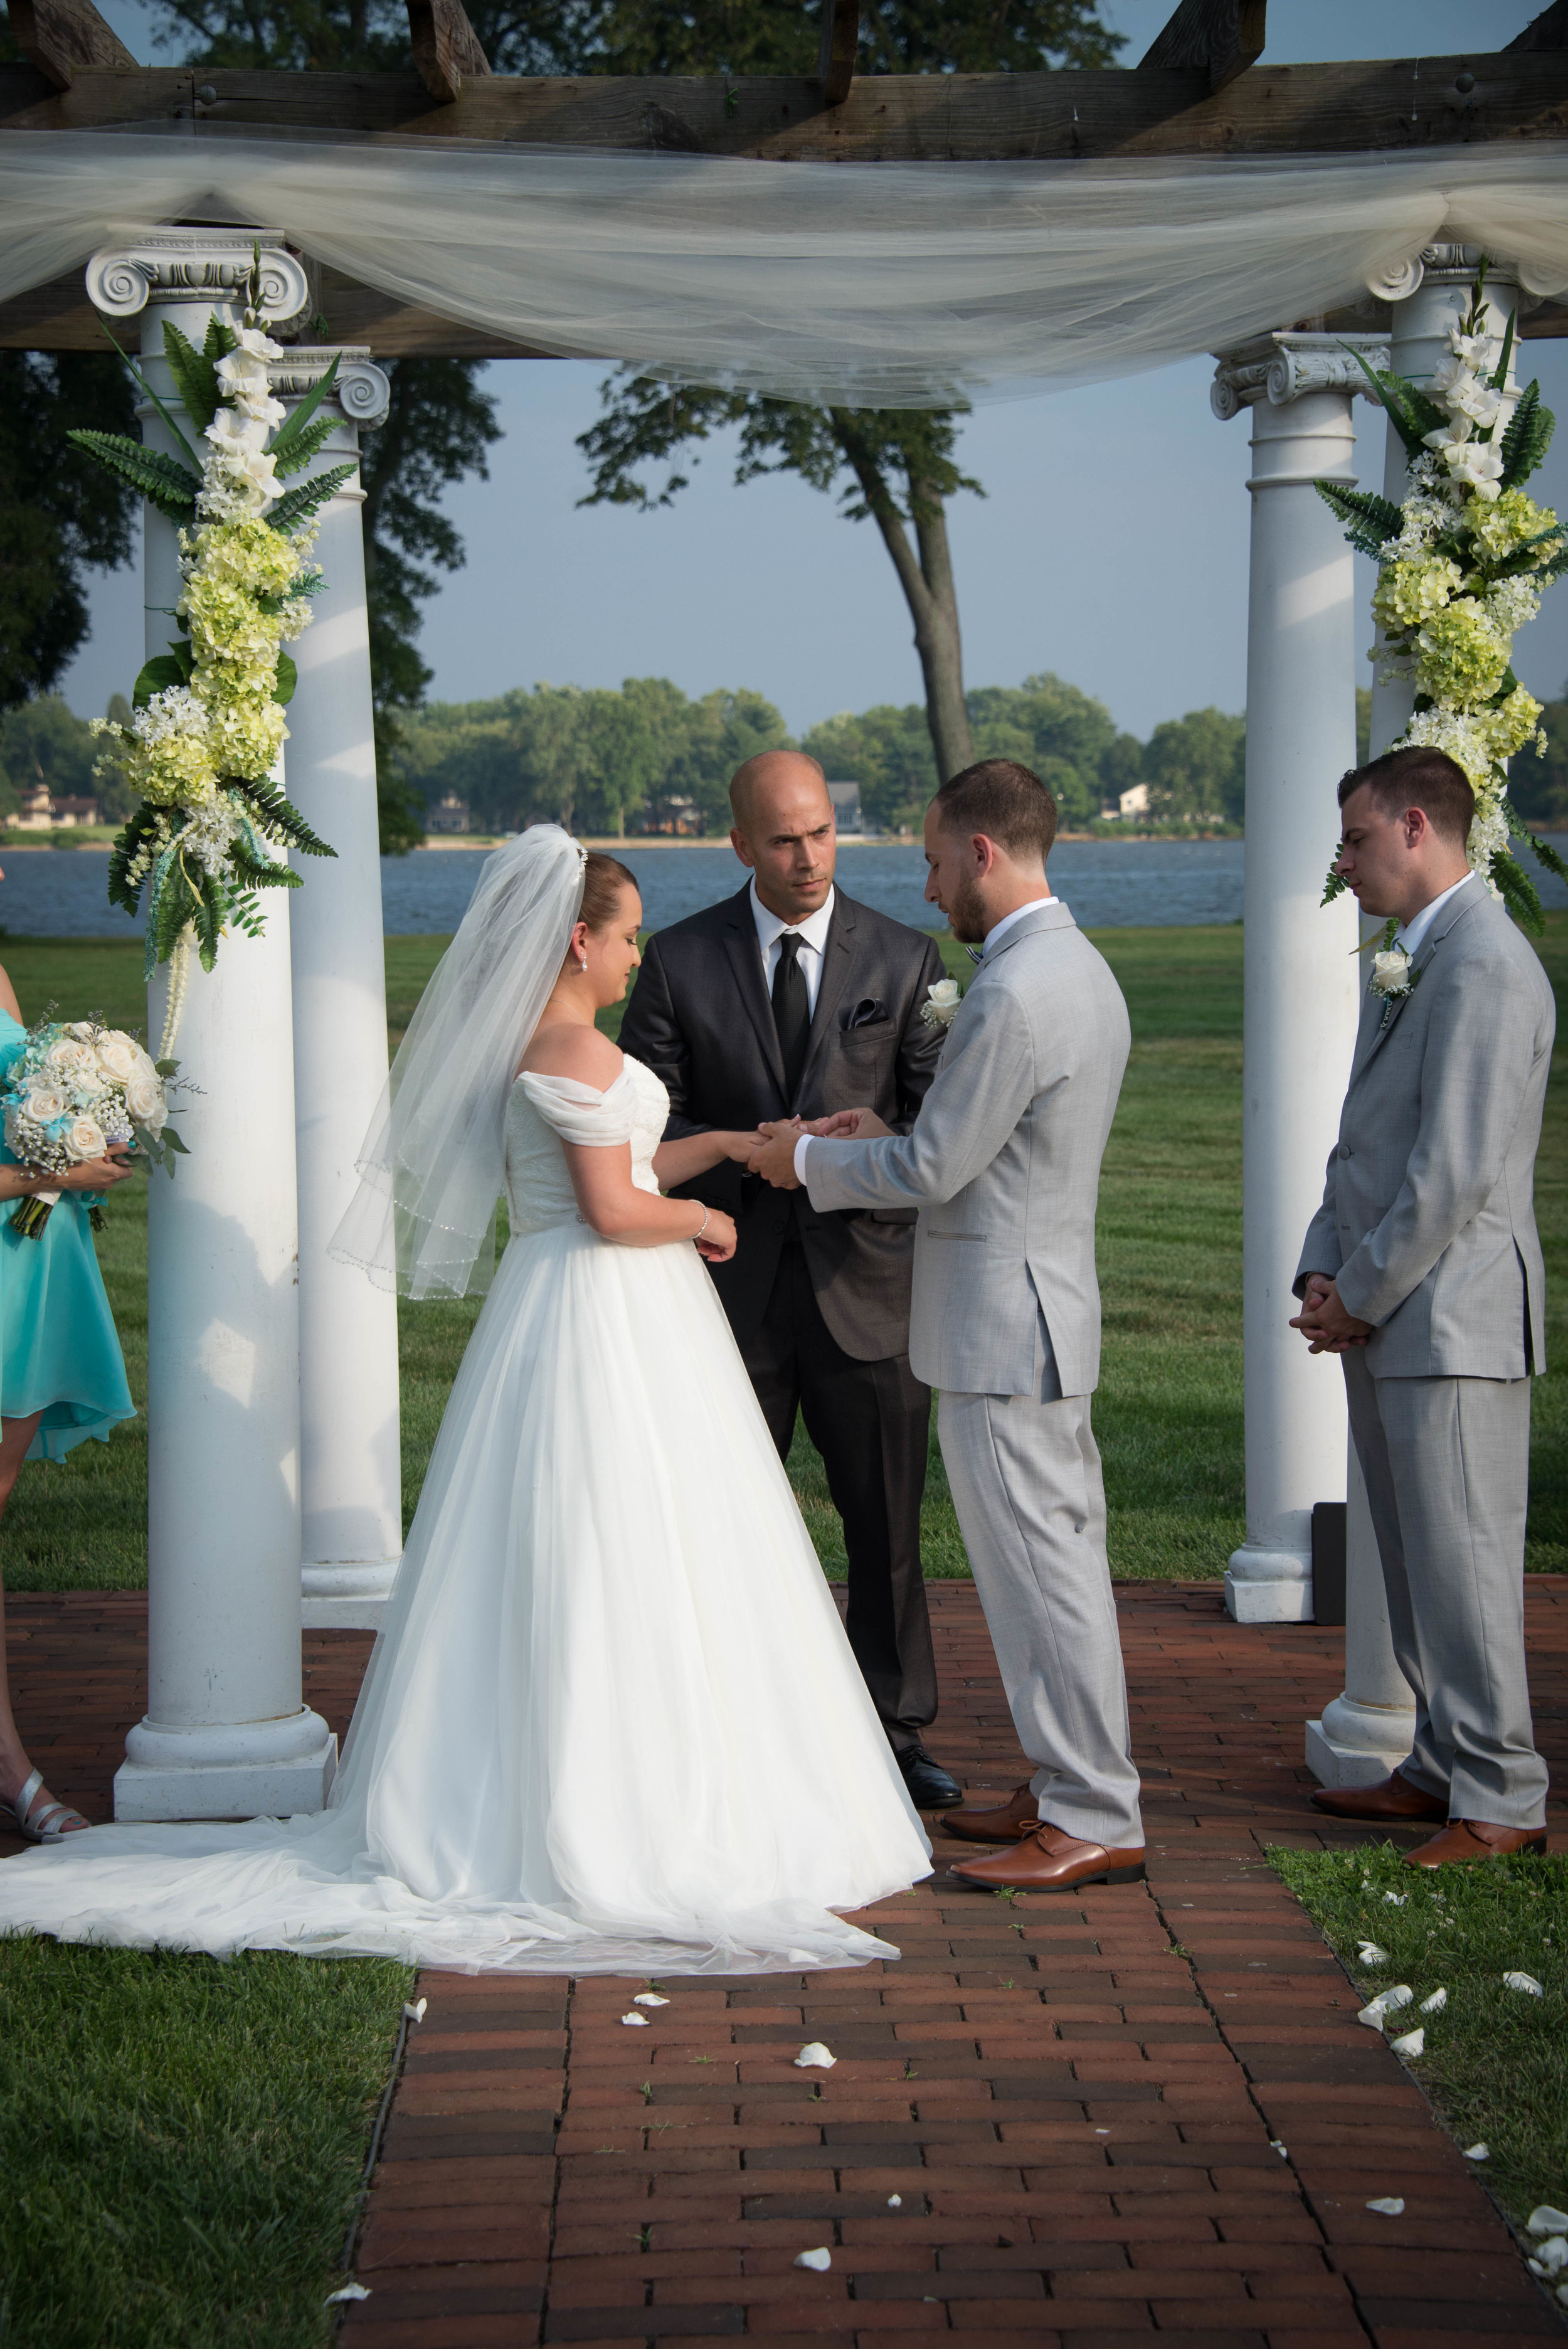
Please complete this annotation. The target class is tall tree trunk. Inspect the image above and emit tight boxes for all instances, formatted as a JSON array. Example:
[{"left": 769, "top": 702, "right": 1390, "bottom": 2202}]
[{"left": 831, "top": 415, "right": 973, "bottom": 783}]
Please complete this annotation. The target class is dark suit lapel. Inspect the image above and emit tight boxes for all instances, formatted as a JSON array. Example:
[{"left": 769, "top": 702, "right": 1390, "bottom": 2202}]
[
  {"left": 721, "top": 889, "right": 788, "bottom": 1099},
  {"left": 795, "top": 896, "right": 857, "bottom": 1105}
]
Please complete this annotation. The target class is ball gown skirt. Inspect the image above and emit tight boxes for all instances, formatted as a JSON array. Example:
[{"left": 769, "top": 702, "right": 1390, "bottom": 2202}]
[
  {"left": 0, "top": 1058, "right": 931, "bottom": 1973},
  {"left": 0, "top": 1011, "right": 135, "bottom": 1461}
]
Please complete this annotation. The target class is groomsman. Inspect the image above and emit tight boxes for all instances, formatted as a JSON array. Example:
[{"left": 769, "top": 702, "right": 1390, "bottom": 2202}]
[
  {"left": 751, "top": 760, "right": 1145, "bottom": 1892},
  {"left": 1294, "top": 745, "right": 1554, "bottom": 1866},
  {"left": 618, "top": 751, "right": 961, "bottom": 1808}
]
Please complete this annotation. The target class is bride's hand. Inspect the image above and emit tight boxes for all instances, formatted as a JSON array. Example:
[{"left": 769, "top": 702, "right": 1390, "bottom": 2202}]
[
  {"left": 803, "top": 1107, "right": 889, "bottom": 1140},
  {"left": 694, "top": 1207, "right": 738, "bottom": 1263},
  {"left": 720, "top": 1130, "right": 768, "bottom": 1164}
]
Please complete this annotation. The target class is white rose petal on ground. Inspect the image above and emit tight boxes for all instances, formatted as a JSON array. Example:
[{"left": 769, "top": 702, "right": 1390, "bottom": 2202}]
[
  {"left": 324, "top": 2283, "right": 371, "bottom": 2303},
  {"left": 1383, "top": 1892, "right": 1409, "bottom": 1906},
  {"left": 1357, "top": 2002, "right": 1389, "bottom": 2030},
  {"left": 1380, "top": 1985, "right": 1414, "bottom": 2012},
  {"left": 794, "top": 2043, "right": 836, "bottom": 2068},
  {"left": 1502, "top": 1971, "right": 1544, "bottom": 1996},
  {"left": 1366, "top": 2198, "right": 1406, "bottom": 2217},
  {"left": 620, "top": 2012, "right": 649, "bottom": 2027},
  {"left": 1462, "top": 2144, "right": 1489, "bottom": 2161},
  {"left": 1535, "top": 2237, "right": 1568, "bottom": 2277},
  {"left": 1389, "top": 2027, "right": 1424, "bottom": 2058},
  {"left": 1269, "top": 2141, "right": 1288, "bottom": 2159},
  {"left": 1418, "top": 1988, "right": 1446, "bottom": 2014},
  {"left": 633, "top": 1993, "right": 669, "bottom": 2007},
  {"left": 887, "top": 2195, "right": 902, "bottom": 2208},
  {"left": 1557, "top": 2284, "right": 1568, "bottom": 2308},
  {"left": 1529, "top": 2207, "right": 1568, "bottom": 2235},
  {"left": 793, "top": 2248, "right": 832, "bottom": 2272},
  {"left": 1357, "top": 1943, "right": 1390, "bottom": 1966},
  {"left": 403, "top": 1998, "right": 426, "bottom": 2023}
]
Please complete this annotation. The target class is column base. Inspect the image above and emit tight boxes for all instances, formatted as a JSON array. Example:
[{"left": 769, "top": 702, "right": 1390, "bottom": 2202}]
[
  {"left": 1224, "top": 1545, "right": 1313, "bottom": 1623},
  {"left": 114, "top": 1707, "right": 338, "bottom": 1821},
  {"left": 301, "top": 1559, "right": 400, "bottom": 1631},
  {"left": 1304, "top": 1690, "right": 1416, "bottom": 1789}
]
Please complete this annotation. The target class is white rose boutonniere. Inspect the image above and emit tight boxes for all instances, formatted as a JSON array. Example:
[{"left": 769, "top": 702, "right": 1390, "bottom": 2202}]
[
  {"left": 1369, "top": 946, "right": 1420, "bottom": 1027},
  {"left": 919, "top": 978, "right": 963, "bottom": 1032}
]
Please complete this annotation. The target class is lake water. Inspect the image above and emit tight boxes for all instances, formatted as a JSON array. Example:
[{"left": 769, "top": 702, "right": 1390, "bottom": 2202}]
[{"left": 8, "top": 834, "right": 1567, "bottom": 941}]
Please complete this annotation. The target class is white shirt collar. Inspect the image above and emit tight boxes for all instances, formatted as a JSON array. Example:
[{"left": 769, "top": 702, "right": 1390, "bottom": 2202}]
[
  {"left": 1394, "top": 873, "right": 1471, "bottom": 961},
  {"left": 750, "top": 876, "right": 835, "bottom": 957},
  {"left": 982, "top": 893, "right": 1056, "bottom": 957}
]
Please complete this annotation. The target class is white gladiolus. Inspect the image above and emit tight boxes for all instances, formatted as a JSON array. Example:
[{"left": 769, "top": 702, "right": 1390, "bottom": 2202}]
[{"left": 205, "top": 408, "right": 270, "bottom": 455}]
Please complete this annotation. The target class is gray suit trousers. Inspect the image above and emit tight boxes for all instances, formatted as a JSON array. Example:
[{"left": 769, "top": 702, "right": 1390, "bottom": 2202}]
[
  {"left": 1343, "top": 1351, "right": 1547, "bottom": 1828},
  {"left": 938, "top": 1388, "right": 1144, "bottom": 1850}
]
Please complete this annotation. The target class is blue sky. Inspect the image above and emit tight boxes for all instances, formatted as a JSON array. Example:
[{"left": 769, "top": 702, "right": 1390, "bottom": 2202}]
[{"left": 62, "top": 0, "right": 1568, "bottom": 743}]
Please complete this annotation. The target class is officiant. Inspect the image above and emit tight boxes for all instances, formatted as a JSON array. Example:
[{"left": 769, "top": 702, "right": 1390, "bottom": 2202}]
[{"left": 619, "top": 752, "right": 960, "bottom": 1808}]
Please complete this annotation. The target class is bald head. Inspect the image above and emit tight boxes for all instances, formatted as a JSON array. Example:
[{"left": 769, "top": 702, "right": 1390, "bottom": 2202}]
[{"left": 729, "top": 750, "right": 837, "bottom": 923}]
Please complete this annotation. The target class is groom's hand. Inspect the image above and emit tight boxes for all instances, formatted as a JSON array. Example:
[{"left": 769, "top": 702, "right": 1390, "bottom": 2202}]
[
  {"left": 748, "top": 1120, "right": 803, "bottom": 1190},
  {"left": 1290, "top": 1275, "right": 1370, "bottom": 1354},
  {"left": 803, "top": 1107, "right": 889, "bottom": 1140}
]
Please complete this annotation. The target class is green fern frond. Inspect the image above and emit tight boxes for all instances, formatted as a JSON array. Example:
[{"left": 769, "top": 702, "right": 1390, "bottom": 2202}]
[
  {"left": 161, "top": 320, "right": 221, "bottom": 435},
  {"left": 1322, "top": 865, "right": 1349, "bottom": 908},
  {"left": 267, "top": 465, "right": 355, "bottom": 536},
  {"left": 1315, "top": 479, "right": 1406, "bottom": 559},
  {"left": 67, "top": 432, "right": 199, "bottom": 522},
  {"left": 1489, "top": 850, "right": 1544, "bottom": 936},
  {"left": 231, "top": 777, "right": 336, "bottom": 861},
  {"left": 269, "top": 417, "right": 337, "bottom": 479},
  {"left": 1500, "top": 381, "right": 1555, "bottom": 489}
]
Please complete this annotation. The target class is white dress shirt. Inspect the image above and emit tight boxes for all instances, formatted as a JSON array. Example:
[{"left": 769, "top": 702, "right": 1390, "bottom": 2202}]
[
  {"left": 1392, "top": 872, "right": 1471, "bottom": 962},
  {"left": 793, "top": 891, "right": 1056, "bottom": 1184},
  {"left": 751, "top": 878, "right": 835, "bottom": 1015}
]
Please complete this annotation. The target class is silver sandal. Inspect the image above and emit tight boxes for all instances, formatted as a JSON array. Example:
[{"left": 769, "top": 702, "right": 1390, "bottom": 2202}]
[{"left": 5, "top": 1768, "right": 90, "bottom": 1842}]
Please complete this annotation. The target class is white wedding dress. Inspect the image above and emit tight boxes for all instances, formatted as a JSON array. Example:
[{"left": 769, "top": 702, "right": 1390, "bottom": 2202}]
[{"left": 0, "top": 1056, "right": 931, "bottom": 1974}]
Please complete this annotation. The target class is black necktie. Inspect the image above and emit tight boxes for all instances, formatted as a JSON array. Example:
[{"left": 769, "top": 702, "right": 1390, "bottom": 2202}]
[{"left": 771, "top": 933, "right": 810, "bottom": 1101}]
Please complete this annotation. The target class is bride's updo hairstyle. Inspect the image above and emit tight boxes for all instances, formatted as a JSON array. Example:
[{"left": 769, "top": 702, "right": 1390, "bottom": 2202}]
[{"left": 580, "top": 851, "right": 640, "bottom": 930}]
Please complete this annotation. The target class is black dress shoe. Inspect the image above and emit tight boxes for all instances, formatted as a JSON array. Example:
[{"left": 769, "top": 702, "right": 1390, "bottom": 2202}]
[{"left": 895, "top": 1744, "right": 963, "bottom": 1808}]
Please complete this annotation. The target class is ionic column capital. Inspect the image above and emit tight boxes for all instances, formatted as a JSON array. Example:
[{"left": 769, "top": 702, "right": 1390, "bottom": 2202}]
[
  {"left": 1211, "top": 331, "right": 1389, "bottom": 421},
  {"left": 85, "top": 228, "right": 309, "bottom": 326},
  {"left": 267, "top": 346, "right": 391, "bottom": 430}
]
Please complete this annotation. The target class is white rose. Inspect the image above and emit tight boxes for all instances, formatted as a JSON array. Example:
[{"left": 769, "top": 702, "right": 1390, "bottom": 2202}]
[
  {"left": 1369, "top": 950, "right": 1413, "bottom": 998},
  {"left": 94, "top": 1032, "right": 139, "bottom": 1083},
  {"left": 66, "top": 1114, "right": 107, "bottom": 1162},
  {"left": 920, "top": 978, "right": 963, "bottom": 1029},
  {"left": 125, "top": 1070, "right": 166, "bottom": 1130},
  {"left": 45, "top": 1037, "right": 98, "bottom": 1084},
  {"left": 24, "top": 1086, "right": 66, "bottom": 1124}
]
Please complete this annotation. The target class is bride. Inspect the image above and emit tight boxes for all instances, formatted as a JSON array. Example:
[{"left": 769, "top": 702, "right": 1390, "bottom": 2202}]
[{"left": 0, "top": 826, "right": 931, "bottom": 1975}]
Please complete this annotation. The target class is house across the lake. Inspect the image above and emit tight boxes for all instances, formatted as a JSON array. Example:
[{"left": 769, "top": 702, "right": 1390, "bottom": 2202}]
[
  {"left": 827, "top": 780, "right": 863, "bottom": 835},
  {"left": 427, "top": 792, "right": 471, "bottom": 835},
  {"left": 13, "top": 781, "right": 99, "bottom": 829}
]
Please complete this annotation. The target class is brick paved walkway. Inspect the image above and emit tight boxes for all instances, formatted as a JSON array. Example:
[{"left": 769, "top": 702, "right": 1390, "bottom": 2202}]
[{"left": 3, "top": 1580, "right": 1564, "bottom": 2347}]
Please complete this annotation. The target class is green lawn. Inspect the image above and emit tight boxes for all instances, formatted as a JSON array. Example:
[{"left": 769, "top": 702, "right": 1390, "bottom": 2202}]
[
  {"left": 0, "top": 1939, "right": 411, "bottom": 2348},
  {"left": 1274, "top": 1842, "right": 1568, "bottom": 2235},
  {"left": 2, "top": 913, "right": 1563, "bottom": 1588}
]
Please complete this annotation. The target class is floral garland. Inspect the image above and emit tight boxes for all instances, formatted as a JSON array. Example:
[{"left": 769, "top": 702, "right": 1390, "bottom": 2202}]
[
  {"left": 69, "top": 253, "right": 347, "bottom": 1051},
  {"left": 1315, "top": 262, "right": 1568, "bottom": 935}
]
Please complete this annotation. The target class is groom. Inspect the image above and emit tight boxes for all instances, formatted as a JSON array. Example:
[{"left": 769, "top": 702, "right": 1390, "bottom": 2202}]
[
  {"left": 751, "top": 758, "right": 1145, "bottom": 1892},
  {"left": 618, "top": 750, "right": 961, "bottom": 1808}
]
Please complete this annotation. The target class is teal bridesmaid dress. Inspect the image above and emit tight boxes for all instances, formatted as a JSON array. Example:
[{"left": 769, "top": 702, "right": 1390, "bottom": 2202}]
[{"left": 0, "top": 1010, "right": 135, "bottom": 1461}]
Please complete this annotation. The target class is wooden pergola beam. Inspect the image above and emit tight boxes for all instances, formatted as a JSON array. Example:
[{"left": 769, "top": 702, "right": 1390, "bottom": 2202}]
[
  {"left": 6, "top": 0, "right": 134, "bottom": 90},
  {"left": 4, "top": 49, "right": 1565, "bottom": 157},
  {"left": 817, "top": 0, "right": 859, "bottom": 108},
  {"left": 1140, "top": 0, "right": 1266, "bottom": 97},
  {"left": 405, "top": 0, "right": 491, "bottom": 105}
]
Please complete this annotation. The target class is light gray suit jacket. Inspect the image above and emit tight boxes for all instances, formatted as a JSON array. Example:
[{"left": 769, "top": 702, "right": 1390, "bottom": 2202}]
[
  {"left": 1295, "top": 874, "right": 1554, "bottom": 1379},
  {"left": 803, "top": 902, "right": 1130, "bottom": 1397}
]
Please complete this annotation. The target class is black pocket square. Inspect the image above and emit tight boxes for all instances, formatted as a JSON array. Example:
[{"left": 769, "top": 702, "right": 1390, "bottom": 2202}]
[{"left": 842, "top": 997, "right": 889, "bottom": 1031}]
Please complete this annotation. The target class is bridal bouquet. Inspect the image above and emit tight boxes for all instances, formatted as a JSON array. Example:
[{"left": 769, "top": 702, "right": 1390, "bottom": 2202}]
[
  {"left": 1, "top": 1019, "right": 183, "bottom": 1238},
  {"left": 67, "top": 248, "right": 341, "bottom": 1026},
  {"left": 1315, "top": 261, "right": 1568, "bottom": 934}
]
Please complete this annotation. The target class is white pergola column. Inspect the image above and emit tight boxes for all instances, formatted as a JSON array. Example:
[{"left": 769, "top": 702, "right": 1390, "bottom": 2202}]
[
  {"left": 1306, "top": 243, "right": 1521, "bottom": 1784},
  {"left": 268, "top": 348, "right": 403, "bottom": 1631},
  {"left": 86, "top": 230, "right": 337, "bottom": 1820},
  {"left": 1210, "top": 333, "right": 1383, "bottom": 1624}
]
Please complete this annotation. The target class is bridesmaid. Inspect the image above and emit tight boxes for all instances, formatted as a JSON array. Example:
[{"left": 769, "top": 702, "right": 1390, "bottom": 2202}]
[{"left": 0, "top": 929, "right": 136, "bottom": 1840}]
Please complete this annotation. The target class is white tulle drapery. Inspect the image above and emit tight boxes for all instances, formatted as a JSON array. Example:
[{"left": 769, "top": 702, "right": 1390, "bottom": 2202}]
[{"left": 5, "top": 127, "right": 1568, "bottom": 406}]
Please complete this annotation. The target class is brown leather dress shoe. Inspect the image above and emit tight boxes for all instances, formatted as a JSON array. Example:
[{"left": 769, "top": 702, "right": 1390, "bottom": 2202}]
[
  {"left": 940, "top": 1784, "right": 1041, "bottom": 1844},
  {"left": 1402, "top": 1818, "right": 1548, "bottom": 1869},
  {"left": 1310, "top": 1770, "right": 1446, "bottom": 1825},
  {"left": 949, "top": 1822, "right": 1146, "bottom": 1892}
]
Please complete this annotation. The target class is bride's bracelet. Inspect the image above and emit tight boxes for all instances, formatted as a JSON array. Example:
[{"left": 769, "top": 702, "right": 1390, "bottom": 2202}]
[{"left": 694, "top": 1205, "right": 709, "bottom": 1243}]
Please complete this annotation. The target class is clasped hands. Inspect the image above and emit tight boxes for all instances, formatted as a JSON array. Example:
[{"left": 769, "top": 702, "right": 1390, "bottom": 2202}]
[
  {"left": 731, "top": 1107, "right": 889, "bottom": 1192},
  {"left": 1289, "top": 1273, "right": 1371, "bottom": 1355}
]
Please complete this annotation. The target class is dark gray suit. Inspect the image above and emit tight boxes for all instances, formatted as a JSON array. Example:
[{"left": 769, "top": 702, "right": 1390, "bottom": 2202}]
[
  {"left": 1296, "top": 874, "right": 1554, "bottom": 1827},
  {"left": 619, "top": 884, "right": 946, "bottom": 1747}
]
